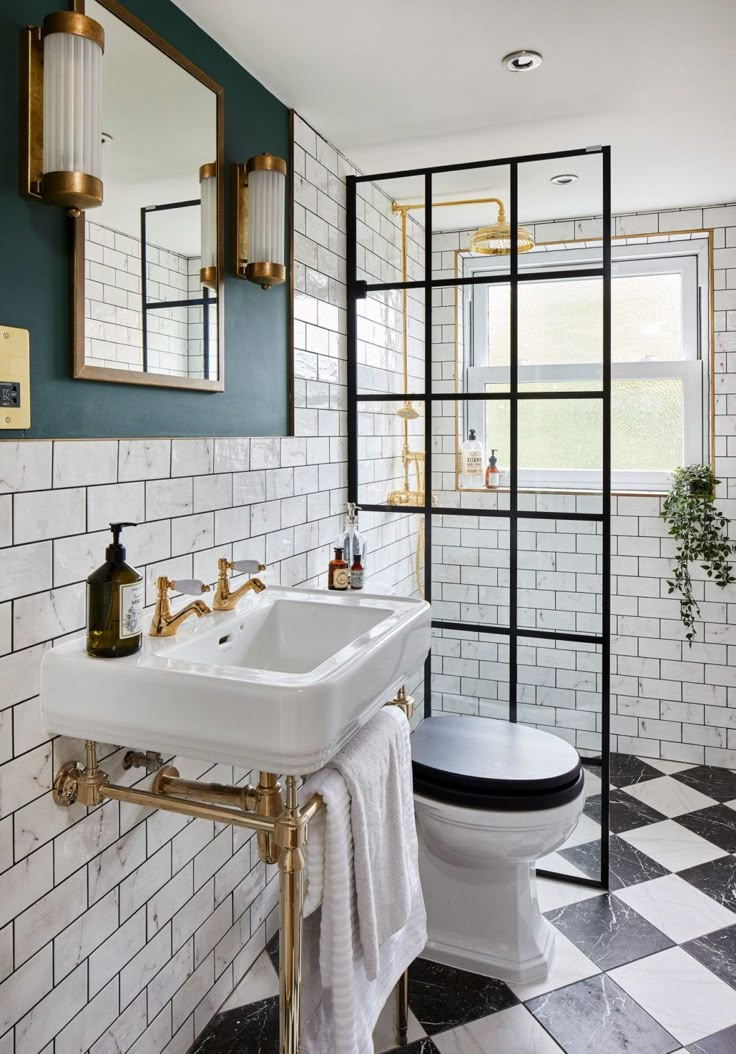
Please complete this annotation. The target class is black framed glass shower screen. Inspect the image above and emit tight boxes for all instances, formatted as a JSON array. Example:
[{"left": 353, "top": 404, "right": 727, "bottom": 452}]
[{"left": 346, "top": 148, "right": 612, "bottom": 890}]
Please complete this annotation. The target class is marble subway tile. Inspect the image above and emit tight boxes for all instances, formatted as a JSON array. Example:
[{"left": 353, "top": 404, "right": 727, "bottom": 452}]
[
  {"left": 0, "top": 495, "right": 11, "bottom": 547},
  {"left": 87, "top": 481, "right": 145, "bottom": 532},
  {"left": 119, "top": 923, "right": 171, "bottom": 1008},
  {"left": 193, "top": 473, "right": 233, "bottom": 513},
  {"left": 88, "top": 822, "right": 146, "bottom": 905},
  {"left": 119, "top": 440, "right": 171, "bottom": 482},
  {"left": 89, "top": 992, "right": 147, "bottom": 1054},
  {"left": 15, "top": 961, "right": 87, "bottom": 1054},
  {"left": 54, "top": 889, "right": 119, "bottom": 981},
  {"left": 14, "top": 789, "right": 86, "bottom": 860},
  {"left": 147, "top": 939, "right": 193, "bottom": 1022},
  {"left": 0, "top": 541, "right": 52, "bottom": 604},
  {"left": 214, "top": 438, "right": 250, "bottom": 473},
  {"left": 54, "top": 978, "right": 119, "bottom": 1054},
  {"left": 14, "top": 488, "right": 86, "bottom": 544},
  {"left": 54, "top": 801, "right": 120, "bottom": 884},
  {"left": 0, "top": 947, "right": 53, "bottom": 1037},
  {"left": 0, "top": 742, "right": 51, "bottom": 817},
  {"left": 171, "top": 512, "right": 215, "bottom": 555},
  {"left": 53, "top": 441, "right": 118, "bottom": 488},
  {"left": 14, "top": 582, "right": 86, "bottom": 650},
  {"left": 146, "top": 477, "right": 193, "bottom": 520},
  {"left": 88, "top": 908, "right": 146, "bottom": 998},
  {"left": 0, "top": 442, "right": 52, "bottom": 493},
  {"left": 119, "top": 843, "right": 171, "bottom": 921},
  {"left": 172, "top": 439, "right": 214, "bottom": 477},
  {"left": 14, "top": 869, "right": 86, "bottom": 966}
]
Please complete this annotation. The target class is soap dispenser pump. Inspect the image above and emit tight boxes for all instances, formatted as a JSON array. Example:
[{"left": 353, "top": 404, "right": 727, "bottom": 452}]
[
  {"left": 87, "top": 522, "right": 144, "bottom": 658},
  {"left": 337, "top": 502, "right": 367, "bottom": 574}
]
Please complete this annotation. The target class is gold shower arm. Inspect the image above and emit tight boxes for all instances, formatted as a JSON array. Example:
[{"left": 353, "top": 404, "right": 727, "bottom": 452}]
[{"left": 392, "top": 196, "right": 506, "bottom": 222}]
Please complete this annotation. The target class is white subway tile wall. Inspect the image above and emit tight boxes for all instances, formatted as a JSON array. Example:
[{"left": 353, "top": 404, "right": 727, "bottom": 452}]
[
  {"left": 0, "top": 116, "right": 419, "bottom": 1054},
  {"left": 429, "top": 207, "right": 736, "bottom": 765},
  {"left": 84, "top": 222, "right": 216, "bottom": 378}
]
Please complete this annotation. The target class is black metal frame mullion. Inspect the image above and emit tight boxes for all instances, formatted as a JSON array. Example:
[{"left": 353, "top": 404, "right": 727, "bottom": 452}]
[{"left": 346, "top": 146, "right": 611, "bottom": 891}]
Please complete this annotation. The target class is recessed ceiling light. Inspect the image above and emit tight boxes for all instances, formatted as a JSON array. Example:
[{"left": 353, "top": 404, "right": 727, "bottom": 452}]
[
  {"left": 502, "top": 50, "right": 543, "bottom": 72},
  {"left": 550, "top": 173, "right": 578, "bottom": 185},
  {"left": 101, "top": 131, "right": 114, "bottom": 146}
]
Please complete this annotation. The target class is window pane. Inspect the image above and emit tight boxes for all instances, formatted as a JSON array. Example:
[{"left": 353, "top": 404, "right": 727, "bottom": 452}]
[
  {"left": 486, "top": 272, "right": 683, "bottom": 367},
  {"left": 484, "top": 378, "right": 683, "bottom": 472}
]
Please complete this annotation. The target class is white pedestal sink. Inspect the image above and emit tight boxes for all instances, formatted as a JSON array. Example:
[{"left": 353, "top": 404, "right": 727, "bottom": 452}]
[{"left": 41, "top": 586, "right": 431, "bottom": 773}]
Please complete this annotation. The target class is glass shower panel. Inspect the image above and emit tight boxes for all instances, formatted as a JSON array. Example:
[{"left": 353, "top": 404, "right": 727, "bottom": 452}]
[
  {"left": 355, "top": 174, "right": 425, "bottom": 286},
  {"left": 431, "top": 625, "right": 509, "bottom": 720},
  {"left": 356, "top": 287, "right": 425, "bottom": 395},
  {"left": 356, "top": 399, "right": 425, "bottom": 509},
  {"left": 431, "top": 165, "right": 512, "bottom": 281},
  {"left": 431, "top": 512, "right": 510, "bottom": 631}
]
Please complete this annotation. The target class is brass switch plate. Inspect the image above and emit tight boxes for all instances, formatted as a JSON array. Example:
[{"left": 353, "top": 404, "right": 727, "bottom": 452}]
[{"left": 0, "top": 326, "right": 31, "bottom": 429}]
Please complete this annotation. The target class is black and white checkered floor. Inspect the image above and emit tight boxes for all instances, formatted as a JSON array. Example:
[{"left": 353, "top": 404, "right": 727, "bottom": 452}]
[{"left": 191, "top": 754, "right": 736, "bottom": 1053}]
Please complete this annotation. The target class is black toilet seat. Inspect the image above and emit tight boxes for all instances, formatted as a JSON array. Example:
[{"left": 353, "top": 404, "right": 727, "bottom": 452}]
[{"left": 412, "top": 716, "right": 584, "bottom": 811}]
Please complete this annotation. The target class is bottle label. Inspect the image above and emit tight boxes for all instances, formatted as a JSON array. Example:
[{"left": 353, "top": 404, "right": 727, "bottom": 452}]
[
  {"left": 119, "top": 581, "right": 144, "bottom": 639},
  {"left": 463, "top": 451, "right": 483, "bottom": 475},
  {"left": 333, "top": 568, "right": 350, "bottom": 590},
  {"left": 351, "top": 568, "right": 364, "bottom": 589}
]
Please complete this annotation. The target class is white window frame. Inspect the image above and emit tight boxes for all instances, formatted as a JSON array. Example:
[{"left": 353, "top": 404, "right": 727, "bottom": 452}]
[{"left": 465, "top": 239, "right": 709, "bottom": 493}]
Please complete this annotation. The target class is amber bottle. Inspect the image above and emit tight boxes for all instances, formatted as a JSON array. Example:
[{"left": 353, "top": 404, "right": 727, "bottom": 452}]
[
  {"left": 328, "top": 547, "right": 349, "bottom": 590},
  {"left": 350, "top": 550, "right": 364, "bottom": 590}
]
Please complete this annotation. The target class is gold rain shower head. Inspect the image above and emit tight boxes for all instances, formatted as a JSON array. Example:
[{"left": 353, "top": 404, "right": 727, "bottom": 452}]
[
  {"left": 469, "top": 203, "right": 535, "bottom": 256},
  {"left": 396, "top": 400, "right": 420, "bottom": 420}
]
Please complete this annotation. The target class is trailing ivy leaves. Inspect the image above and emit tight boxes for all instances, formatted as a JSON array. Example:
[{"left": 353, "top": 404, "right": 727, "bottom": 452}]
[{"left": 661, "top": 465, "right": 735, "bottom": 643}]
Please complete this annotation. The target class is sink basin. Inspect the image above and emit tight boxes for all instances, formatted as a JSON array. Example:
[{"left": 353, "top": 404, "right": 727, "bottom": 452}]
[{"left": 41, "top": 586, "right": 431, "bottom": 774}]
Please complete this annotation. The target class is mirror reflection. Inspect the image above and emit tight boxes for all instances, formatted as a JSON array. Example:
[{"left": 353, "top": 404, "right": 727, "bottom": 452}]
[{"left": 81, "top": 0, "right": 220, "bottom": 384}]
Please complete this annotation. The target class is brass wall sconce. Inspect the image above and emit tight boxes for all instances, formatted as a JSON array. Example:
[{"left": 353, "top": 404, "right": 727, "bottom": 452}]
[
  {"left": 231, "top": 153, "right": 287, "bottom": 289},
  {"left": 20, "top": 11, "right": 105, "bottom": 215},
  {"left": 199, "top": 162, "right": 218, "bottom": 288}
]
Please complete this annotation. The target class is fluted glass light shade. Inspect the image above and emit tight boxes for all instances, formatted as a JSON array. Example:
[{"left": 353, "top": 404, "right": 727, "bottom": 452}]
[
  {"left": 41, "top": 12, "right": 104, "bottom": 210},
  {"left": 245, "top": 153, "right": 287, "bottom": 289},
  {"left": 469, "top": 204, "right": 534, "bottom": 256},
  {"left": 199, "top": 162, "right": 217, "bottom": 289}
]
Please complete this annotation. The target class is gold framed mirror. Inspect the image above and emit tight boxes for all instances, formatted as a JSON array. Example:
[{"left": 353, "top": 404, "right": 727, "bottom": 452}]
[{"left": 71, "top": 0, "right": 224, "bottom": 391}]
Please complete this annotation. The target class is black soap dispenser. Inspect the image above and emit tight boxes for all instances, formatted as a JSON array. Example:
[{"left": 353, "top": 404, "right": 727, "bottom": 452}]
[{"left": 87, "top": 522, "right": 144, "bottom": 658}]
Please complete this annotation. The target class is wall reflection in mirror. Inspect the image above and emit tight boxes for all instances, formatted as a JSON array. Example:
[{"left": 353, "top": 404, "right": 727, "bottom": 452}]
[{"left": 80, "top": 0, "right": 222, "bottom": 387}]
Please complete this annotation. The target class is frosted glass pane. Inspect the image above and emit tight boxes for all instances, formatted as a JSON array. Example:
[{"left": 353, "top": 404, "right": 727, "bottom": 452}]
[
  {"left": 487, "top": 273, "right": 682, "bottom": 367},
  {"left": 484, "top": 378, "right": 683, "bottom": 472}
]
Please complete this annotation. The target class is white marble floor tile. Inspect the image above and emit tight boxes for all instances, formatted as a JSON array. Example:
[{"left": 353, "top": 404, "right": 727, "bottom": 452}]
[
  {"left": 620, "top": 820, "right": 727, "bottom": 872},
  {"left": 613, "top": 874, "right": 735, "bottom": 943},
  {"left": 372, "top": 1002, "right": 424, "bottom": 1053},
  {"left": 609, "top": 946, "right": 736, "bottom": 1046},
  {"left": 537, "top": 853, "right": 589, "bottom": 879},
  {"left": 584, "top": 768, "right": 602, "bottom": 797},
  {"left": 622, "top": 775, "right": 716, "bottom": 818},
  {"left": 509, "top": 930, "right": 600, "bottom": 1002},
  {"left": 221, "top": 951, "right": 278, "bottom": 1011},
  {"left": 536, "top": 876, "right": 605, "bottom": 914},
  {"left": 643, "top": 758, "right": 694, "bottom": 776},
  {"left": 559, "top": 813, "right": 601, "bottom": 850},
  {"left": 433, "top": 1003, "right": 564, "bottom": 1053}
]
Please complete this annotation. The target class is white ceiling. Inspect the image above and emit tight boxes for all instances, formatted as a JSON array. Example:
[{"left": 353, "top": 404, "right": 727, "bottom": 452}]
[{"left": 172, "top": 0, "right": 735, "bottom": 221}]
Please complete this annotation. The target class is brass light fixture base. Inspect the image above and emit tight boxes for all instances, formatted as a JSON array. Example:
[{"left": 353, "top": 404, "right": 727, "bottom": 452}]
[
  {"left": 246, "top": 261, "right": 286, "bottom": 290},
  {"left": 42, "top": 171, "right": 103, "bottom": 210},
  {"left": 199, "top": 265, "right": 217, "bottom": 290}
]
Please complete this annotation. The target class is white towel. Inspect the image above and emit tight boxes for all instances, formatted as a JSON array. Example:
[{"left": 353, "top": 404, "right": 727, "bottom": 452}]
[
  {"left": 329, "top": 706, "right": 417, "bottom": 979},
  {"left": 300, "top": 712, "right": 426, "bottom": 1054}
]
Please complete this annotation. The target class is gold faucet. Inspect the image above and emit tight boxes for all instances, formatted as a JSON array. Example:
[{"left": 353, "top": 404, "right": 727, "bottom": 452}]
[
  {"left": 150, "top": 577, "right": 212, "bottom": 637},
  {"left": 214, "top": 557, "right": 267, "bottom": 611}
]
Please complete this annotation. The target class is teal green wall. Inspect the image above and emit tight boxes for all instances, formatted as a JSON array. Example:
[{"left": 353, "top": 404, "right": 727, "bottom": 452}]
[{"left": 0, "top": 0, "right": 290, "bottom": 438}]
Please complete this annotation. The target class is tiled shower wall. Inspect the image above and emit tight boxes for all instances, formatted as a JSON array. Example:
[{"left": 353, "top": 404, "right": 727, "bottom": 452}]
[
  {"left": 0, "top": 115, "right": 420, "bottom": 1054},
  {"left": 84, "top": 221, "right": 215, "bottom": 378},
  {"left": 428, "top": 203, "right": 736, "bottom": 766}
]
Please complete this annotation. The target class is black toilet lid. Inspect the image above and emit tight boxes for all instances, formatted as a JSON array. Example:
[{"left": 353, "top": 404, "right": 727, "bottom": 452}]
[{"left": 412, "top": 716, "right": 584, "bottom": 811}]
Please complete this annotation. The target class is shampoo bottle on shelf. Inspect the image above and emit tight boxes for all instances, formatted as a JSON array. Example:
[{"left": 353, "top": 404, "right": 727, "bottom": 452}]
[
  {"left": 485, "top": 449, "right": 501, "bottom": 489},
  {"left": 337, "top": 502, "right": 367, "bottom": 580},
  {"left": 460, "top": 429, "right": 484, "bottom": 488},
  {"left": 87, "top": 522, "right": 144, "bottom": 658}
]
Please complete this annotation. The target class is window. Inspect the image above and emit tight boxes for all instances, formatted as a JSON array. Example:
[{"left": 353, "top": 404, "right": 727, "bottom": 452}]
[{"left": 465, "top": 238, "right": 709, "bottom": 492}]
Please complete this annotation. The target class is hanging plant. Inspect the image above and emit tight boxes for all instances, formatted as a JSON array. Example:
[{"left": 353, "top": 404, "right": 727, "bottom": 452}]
[{"left": 661, "top": 465, "right": 735, "bottom": 643}]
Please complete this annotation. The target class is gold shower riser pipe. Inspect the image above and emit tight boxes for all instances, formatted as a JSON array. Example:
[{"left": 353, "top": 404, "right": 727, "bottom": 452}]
[{"left": 392, "top": 195, "right": 505, "bottom": 215}]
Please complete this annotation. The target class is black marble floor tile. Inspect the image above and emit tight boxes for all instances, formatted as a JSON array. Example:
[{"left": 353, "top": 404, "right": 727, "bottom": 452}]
[
  {"left": 676, "top": 804, "right": 736, "bottom": 852},
  {"left": 527, "top": 973, "right": 680, "bottom": 1054},
  {"left": 559, "top": 833, "right": 669, "bottom": 890},
  {"left": 673, "top": 764, "right": 736, "bottom": 803},
  {"left": 609, "top": 753, "right": 663, "bottom": 788},
  {"left": 545, "top": 893, "right": 674, "bottom": 970},
  {"left": 683, "top": 924, "right": 736, "bottom": 990},
  {"left": 407, "top": 956, "right": 518, "bottom": 1036},
  {"left": 680, "top": 855, "right": 736, "bottom": 912},
  {"left": 385, "top": 1039, "right": 440, "bottom": 1054},
  {"left": 608, "top": 789, "right": 668, "bottom": 834},
  {"left": 583, "top": 793, "right": 602, "bottom": 824},
  {"left": 688, "top": 1024, "right": 736, "bottom": 1053},
  {"left": 191, "top": 997, "right": 278, "bottom": 1054}
]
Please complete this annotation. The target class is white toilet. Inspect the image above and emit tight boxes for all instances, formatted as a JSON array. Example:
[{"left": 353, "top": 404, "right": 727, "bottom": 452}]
[{"left": 412, "top": 715, "right": 586, "bottom": 983}]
